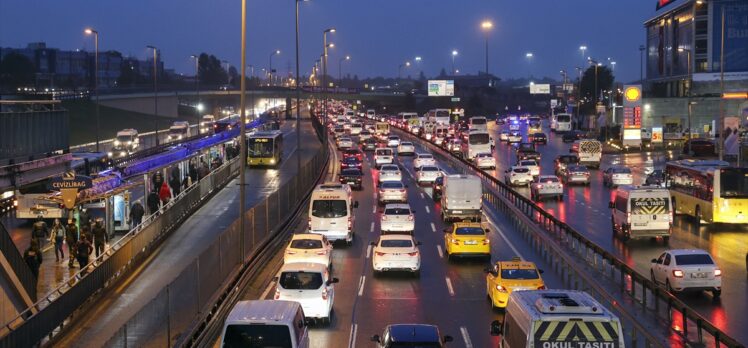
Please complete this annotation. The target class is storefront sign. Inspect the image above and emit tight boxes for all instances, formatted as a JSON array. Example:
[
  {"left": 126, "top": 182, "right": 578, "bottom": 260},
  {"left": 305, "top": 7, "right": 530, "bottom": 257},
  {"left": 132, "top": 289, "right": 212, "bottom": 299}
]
[{"left": 48, "top": 172, "right": 93, "bottom": 209}]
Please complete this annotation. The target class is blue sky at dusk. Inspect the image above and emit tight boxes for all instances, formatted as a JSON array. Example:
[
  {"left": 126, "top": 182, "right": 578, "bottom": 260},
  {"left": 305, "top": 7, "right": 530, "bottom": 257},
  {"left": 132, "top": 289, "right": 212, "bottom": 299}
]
[{"left": 0, "top": 0, "right": 658, "bottom": 82}]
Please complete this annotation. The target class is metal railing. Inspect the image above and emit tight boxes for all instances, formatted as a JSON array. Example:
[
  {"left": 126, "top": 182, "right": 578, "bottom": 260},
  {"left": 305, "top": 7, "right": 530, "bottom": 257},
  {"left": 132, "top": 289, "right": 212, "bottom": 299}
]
[
  {"left": 0, "top": 149, "right": 243, "bottom": 347},
  {"left": 0, "top": 221, "right": 36, "bottom": 302},
  {"left": 393, "top": 126, "right": 744, "bottom": 348}
]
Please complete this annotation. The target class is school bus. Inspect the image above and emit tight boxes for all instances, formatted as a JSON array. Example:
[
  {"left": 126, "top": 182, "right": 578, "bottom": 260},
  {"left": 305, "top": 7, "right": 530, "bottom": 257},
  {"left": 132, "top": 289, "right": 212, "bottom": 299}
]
[{"left": 247, "top": 130, "right": 283, "bottom": 167}]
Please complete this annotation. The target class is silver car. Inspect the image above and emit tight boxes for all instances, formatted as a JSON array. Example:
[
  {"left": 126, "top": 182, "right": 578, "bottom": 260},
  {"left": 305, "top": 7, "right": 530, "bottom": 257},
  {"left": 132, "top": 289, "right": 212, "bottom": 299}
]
[
  {"left": 561, "top": 165, "right": 591, "bottom": 185},
  {"left": 378, "top": 181, "right": 408, "bottom": 205},
  {"left": 603, "top": 166, "right": 633, "bottom": 187}
]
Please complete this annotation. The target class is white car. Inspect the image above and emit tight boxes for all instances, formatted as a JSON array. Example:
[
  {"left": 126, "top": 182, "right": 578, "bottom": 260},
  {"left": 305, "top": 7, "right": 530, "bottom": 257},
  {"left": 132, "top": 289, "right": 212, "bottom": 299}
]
[
  {"left": 446, "top": 139, "right": 461, "bottom": 153},
  {"left": 380, "top": 203, "right": 415, "bottom": 233},
  {"left": 415, "top": 165, "right": 442, "bottom": 185},
  {"left": 507, "top": 131, "right": 522, "bottom": 143},
  {"left": 349, "top": 123, "right": 363, "bottom": 135},
  {"left": 499, "top": 131, "right": 510, "bottom": 142},
  {"left": 337, "top": 137, "right": 353, "bottom": 149},
  {"left": 434, "top": 135, "right": 446, "bottom": 146},
  {"left": 374, "top": 148, "right": 394, "bottom": 168},
  {"left": 413, "top": 153, "right": 436, "bottom": 168},
  {"left": 359, "top": 130, "right": 373, "bottom": 142},
  {"left": 475, "top": 152, "right": 496, "bottom": 169},
  {"left": 517, "top": 159, "right": 540, "bottom": 177},
  {"left": 378, "top": 164, "right": 402, "bottom": 184},
  {"left": 397, "top": 141, "right": 416, "bottom": 156},
  {"left": 371, "top": 234, "right": 421, "bottom": 276},
  {"left": 530, "top": 175, "right": 564, "bottom": 201},
  {"left": 650, "top": 249, "right": 721, "bottom": 297},
  {"left": 504, "top": 166, "right": 534, "bottom": 186},
  {"left": 284, "top": 233, "right": 333, "bottom": 268},
  {"left": 387, "top": 136, "right": 401, "bottom": 147},
  {"left": 378, "top": 181, "right": 408, "bottom": 205},
  {"left": 274, "top": 263, "right": 338, "bottom": 324},
  {"left": 603, "top": 166, "right": 634, "bottom": 187}
]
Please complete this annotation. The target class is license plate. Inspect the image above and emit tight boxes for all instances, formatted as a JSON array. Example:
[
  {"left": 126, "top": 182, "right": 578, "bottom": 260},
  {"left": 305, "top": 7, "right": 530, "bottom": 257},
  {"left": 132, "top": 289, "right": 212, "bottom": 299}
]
[
  {"left": 691, "top": 272, "right": 706, "bottom": 278},
  {"left": 453, "top": 210, "right": 463, "bottom": 214},
  {"left": 464, "top": 240, "right": 477, "bottom": 245}
]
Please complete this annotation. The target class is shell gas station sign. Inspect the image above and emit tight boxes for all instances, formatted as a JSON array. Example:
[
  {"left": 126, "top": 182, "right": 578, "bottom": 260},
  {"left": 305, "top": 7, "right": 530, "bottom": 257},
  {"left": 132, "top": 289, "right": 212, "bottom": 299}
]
[{"left": 623, "top": 85, "right": 642, "bottom": 130}]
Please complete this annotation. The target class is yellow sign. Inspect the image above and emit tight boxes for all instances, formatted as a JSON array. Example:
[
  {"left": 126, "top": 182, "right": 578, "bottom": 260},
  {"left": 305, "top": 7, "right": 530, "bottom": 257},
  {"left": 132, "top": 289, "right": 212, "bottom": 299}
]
[{"left": 624, "top": 86, "right": 641, "bottom": 102}]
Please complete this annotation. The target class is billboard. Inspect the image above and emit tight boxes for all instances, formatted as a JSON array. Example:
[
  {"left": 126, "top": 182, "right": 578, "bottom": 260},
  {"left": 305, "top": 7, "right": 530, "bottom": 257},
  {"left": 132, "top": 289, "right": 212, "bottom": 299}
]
[
  {"left": 623, "top": 85, "right": 643, "bottom": 129},
  {"left": 529, "top": 84, "right": 551, "bottom": 94},
  {"left": 428, "top": 80, "right": 455, "bottom": 97},
  {"left": 713, "top": 1, "right": 748, "bottom": 73}
]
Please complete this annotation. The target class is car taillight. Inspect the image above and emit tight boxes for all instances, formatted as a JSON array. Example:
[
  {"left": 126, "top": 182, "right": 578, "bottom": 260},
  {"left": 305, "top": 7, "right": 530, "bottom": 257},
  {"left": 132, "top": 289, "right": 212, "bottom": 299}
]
[
  {"left": 286, "top": 250, "right": 297, "bottom": 255},
  {"left": 450, "top": 239, "right": 459, "bottom": 245},
  {"left": 483, "top": 239, "right": 490, "bottom": 245},
  {"left": 274, "top": 289, "right": 280, "bottom": 300},
  {"left": 321, "top": 287, "right": 329, "bottom": 300},
  {"left": 714, "top": 269, "right": 722, "bottom": 277},
  {"left": 382, "top": 215, "right": 388, "bottom": 221},
  {"left": 537, "top": 285, "right": 546, "bottom": 290},
  {"left": 495, "top": 285, "right": 508, "bottom": 293},
  {"left": 308, "top": 220, "right": 312, "bottom": 230},
  {"left": 627, "top": 212, "right": 631, "bottom": 223},
  {"left": 408, "top": 214, "right": 414, "bottom": 221},
  {"left": 348, "top": 217, "right": 352, "bottom": 230},
  {"left": 407, "top": 251, "right": 419, "bottom": 256},
  {"left": 537, "top": 184, "right": 543, "bottom": 189},
  {"left": 316, "top": 250, "right": 327, "bottom": 255},
  {"left": 400, "top": 189, "right": 406, "bottom": 193},
  {"left": 375, "top": 251, "right": 386, "bottom": 256},
  {"left": 559, "top": 183, "right": 564, "bottom": 189},
  {"left": 672, "top": 270, "right": 684, "bottom": 278}
]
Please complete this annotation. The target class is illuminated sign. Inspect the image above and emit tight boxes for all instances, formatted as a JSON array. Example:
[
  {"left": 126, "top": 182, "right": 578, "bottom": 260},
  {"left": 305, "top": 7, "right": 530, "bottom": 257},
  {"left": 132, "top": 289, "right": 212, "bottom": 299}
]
[
  {"left": 48, "top": 172, "right": 93, "bottom": 209},
  {"left": 651, "top": 127, "right": 663, "bottom": 143},
  {"left": 251, "top": 138, "right": 270, "bottom": 143},
  {"left": 623, "top": 129, "right": 642, "bottom": 140},
  {"left": 529, "top": 84, "right": 551, "bottom": 94},
  {"left": 624, "top": 86, "right": 641, "bottom": 102},
  {"left": 623, "top": 106, "right": 642, "bottom": 129},
  {"left": 428, "top": 80, "right": 455, "bottom": 97},
  {"left": 656, "top": 0, "right": 676, "bottom": 10},
  {"left": 623, "top": 84, "right": 643, "bottom": 129}
]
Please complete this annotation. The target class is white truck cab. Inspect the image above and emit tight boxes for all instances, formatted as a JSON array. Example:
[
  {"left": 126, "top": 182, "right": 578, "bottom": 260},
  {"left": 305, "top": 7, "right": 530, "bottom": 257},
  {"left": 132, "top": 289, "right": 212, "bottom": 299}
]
[{"left": 440, "top": 174, "right": 482, "bottom": 222}]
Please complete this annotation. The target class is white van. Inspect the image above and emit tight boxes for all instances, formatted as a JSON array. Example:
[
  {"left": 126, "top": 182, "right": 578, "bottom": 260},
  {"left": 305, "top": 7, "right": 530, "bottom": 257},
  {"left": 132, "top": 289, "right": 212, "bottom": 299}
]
[
  {"left": 374, "top": 148, "right": 394, "bottom": 168},
  {"left": 571, "top": 139, "right": 602, "bottom": 169},
  {"left": 468, "top": 116, "right": 488, "bottom": 132},
  {"left": 554, "top": 113, "right": 572, "bottom": 132},
  {"left": 309, "top": 183, "right": 358, "bottom": 245},
  {"left": 491, "top": 290, "right": 625, "bottom": 348},
  {"left": 427, "top": 109, "right": 451, "bottom": 125},
  {"left": 610, "top": 185, "right": 672, "bottom": 242},
  {"left": 441, "top": 174, "right": 482, "bottom": 222},
  {"left": 200, "top": 114, "right": 215, "bottom": 133},
  {"left": 366, "top": 109, "right": 376, "bottom": 119},
  {"left": 221, "top": 300, "right": 309, "bottom": 348}
]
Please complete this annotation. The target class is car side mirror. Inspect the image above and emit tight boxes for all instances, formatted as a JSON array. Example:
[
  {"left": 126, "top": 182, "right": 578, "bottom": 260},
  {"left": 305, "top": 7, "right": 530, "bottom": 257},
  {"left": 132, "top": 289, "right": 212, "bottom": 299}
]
[
  {"left": 485, "top": 228, "right": 490, "bottom": 234},
  {"left": 272, "top": 276, "right": 278, "bottom": 282},
  {"left": 443, "top": 228, "right": 451, "bottom": 233},
  {"left": 416, "top": 241, "right": 422, "bottom": 246},
  {"left": 298, "top": 319, "right": 305, "bottom": 328},
  {"left": 354, "top": 201, "right": 360, "bottom": 208},
  {"left": 304, "top": 318, "right": 314, "bottom": 326},
  {"left": 608, "top": 201, "right": 614, "bottom": 209},
  {"left": 443, "top": 335, "right": 454, "bottom": 343},
  {"left": 370, "top": 335, "right": 381, "bottom": 343},
  {"left": 651, "top": 258, "right": 658, "bottom": 264},
  {"left": 569, "top": 149, "right": 574, "bottom": 153},
  {"left": 404, "top": 185, "right": 409, "bottom": 188},
  {"left": 370, "top": 241, "right": 376, "bottom": 246},
  {"left": 539, "top": 269, "right": 545, "bottom": 274},
  {"left": 483, "top": 267, "right": 492, "bottom": 274},
  {"left": 490, "top": 320, "right": 503, "bottom": 336},
  {"left": 327, "top": 277, "right": 339, "bottom": 286}
]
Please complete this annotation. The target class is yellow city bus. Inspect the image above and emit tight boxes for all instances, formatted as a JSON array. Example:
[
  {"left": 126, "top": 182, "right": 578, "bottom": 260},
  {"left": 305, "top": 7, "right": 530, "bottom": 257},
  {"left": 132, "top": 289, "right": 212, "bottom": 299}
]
[
  {"left": 666, "top": 159, "right": 748, "bottom": 224},
  {"left": 247, "top": 130, "right": 283, "bottom": 167}
]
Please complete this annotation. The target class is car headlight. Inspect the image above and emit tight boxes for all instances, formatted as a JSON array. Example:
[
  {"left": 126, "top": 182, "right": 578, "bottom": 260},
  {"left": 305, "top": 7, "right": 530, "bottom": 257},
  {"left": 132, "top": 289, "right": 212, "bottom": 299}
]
[
  {"left": 270, "top": 158, "right": 276, "bottom": 164},
  {"left": 107, "top": 152, "right": 113, "bottom": 157},
  {"left": 127, "top": 141, "right": 132, "bottom": 145},
  {"left": 120, "top": 151, "right": 127, "bottom": 157},
  {"left": 113, "top": 140, "right": 120, "bottom": 146}
]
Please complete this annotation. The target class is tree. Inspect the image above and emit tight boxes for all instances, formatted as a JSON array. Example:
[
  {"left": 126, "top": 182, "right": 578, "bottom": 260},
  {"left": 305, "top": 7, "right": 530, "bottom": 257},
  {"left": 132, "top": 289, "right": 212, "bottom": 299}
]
[
  {"left": 579, "top": 65, "right": 614, "bottom": 115},
  {"left": 198, "top": 53, "right": 228, "bottom": 86},
  {"left": 228, "top": 66, "right": 239, "bottom": 87},
  {"left": 0, "top": 52, "right": 35, "bottom": 91}
]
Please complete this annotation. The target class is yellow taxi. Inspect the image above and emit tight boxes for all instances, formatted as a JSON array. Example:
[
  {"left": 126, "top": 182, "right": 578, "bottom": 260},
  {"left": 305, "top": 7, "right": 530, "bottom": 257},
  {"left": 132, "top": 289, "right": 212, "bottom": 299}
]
[
  {"left": 444, "top": 222, "right": 490, "bottom": 260},
  {"left": 485, "top": 257, "right": 545, "bottom": 309}
]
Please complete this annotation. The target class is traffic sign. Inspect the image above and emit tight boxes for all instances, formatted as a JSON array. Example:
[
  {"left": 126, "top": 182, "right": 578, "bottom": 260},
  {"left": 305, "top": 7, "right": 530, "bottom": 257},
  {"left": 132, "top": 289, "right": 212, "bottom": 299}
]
[{"left": 451, "top": 97, "right": 461, "bottom": 102}]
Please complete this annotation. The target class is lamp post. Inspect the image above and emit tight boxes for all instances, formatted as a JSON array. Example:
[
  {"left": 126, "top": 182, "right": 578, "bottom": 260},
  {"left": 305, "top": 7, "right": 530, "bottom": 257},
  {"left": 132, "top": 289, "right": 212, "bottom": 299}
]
[
  {"left": 451, "top": 50, "right": 458, "bottom": 75},
  {"left": 480, "top": 20, "right": 493, "bottom": 75},
  {"left": 190, "top": 54, "right": 201, "bottom": 134},
  {"left": 579, "top": 45, "right": 587, "bottom": 64},
  {"left": 525, "top": 52, "right": 534, "bottom": 79},
  {"left": 588, "top": 58, "right": 601, "bottom": 104},
  {"left": 239, "top": 0, "right": 248, "bottom": 255},
  {"left": 414, "top": 56, "right": 422, "bottom": 78},
  {"left": 269, "top": 50, "right": 280, "bottom": 86},
  {"left": 678, "top": 46, "right": 693, "bottom": 154},
  {"left": 146, "top": 45, "right": 160, "bottom": 145},
  {"left": 639, "top": 45, "right": 646, "bottom": 83},
  {"left": 84, "top": 28, "right": 100, "bottom": 152},
  {"left": 323, "top": 28, "right": 336, "bottom": 123},
  {"left": 575, "top": 67, "right": 583, "bottom": 128},
  {"left": 398, "top": 61, "right": 411, "bottom": 80},
  {"left": 339, "top": 55, "right": 350, "bottom": 87},
  {"left": 295, "top": 0, "right": 308, "bottom": 173}
]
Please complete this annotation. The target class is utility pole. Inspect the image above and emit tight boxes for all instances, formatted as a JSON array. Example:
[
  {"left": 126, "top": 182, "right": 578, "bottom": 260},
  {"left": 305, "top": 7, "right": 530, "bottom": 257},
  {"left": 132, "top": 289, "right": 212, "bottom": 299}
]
[
  {"left": 239, "top": 0, "right": 248, "bottom": 257},
  {"left": 147, "top": 45, "right": 160, "bottom": 145}
]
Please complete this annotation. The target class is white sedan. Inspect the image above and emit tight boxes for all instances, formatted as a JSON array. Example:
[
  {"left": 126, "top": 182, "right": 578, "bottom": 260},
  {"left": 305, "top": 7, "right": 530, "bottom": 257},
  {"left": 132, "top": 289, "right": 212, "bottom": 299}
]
[
  {"left": 378, "top": 181, "right": 408, "bottom": 205},
  {"left": 413, "top": 153, "right": 436, "bottom": 168},
  {"left": 387, "top": 136, "right": 401, "bottom": 147},
  {"left": 499, "top": 131, "right": 510, "bottom": 142},
  {"left": 504, "top": 166, "right": 534, "bottom": 186},
  {"left": 475, "top": 152, "right": 496, "bottom": 169},
  {"left": 517, "top": 159, "right": 540, "bottom": 177},
  {"left": 284, "top": 233, "right": 333, "bottom": 268},
  {"left": 378, "top": 164, "right": 402, "bottom": 184},
  {"left": 603, "top": 166, "right": 634, "bottom": 187},
  {"left": 397, "top": 141, "right": 416, "bottom": 156},
  {"left": 371, "top": 234, "right": 421, "bottom": 276},
  {"left": 337, "top": 137, "right": 353, "bottom": 149},
  {"left": 530, "top": 175, "right": 564, "bottom": 201},
  {"left": 507, "top": 131, "right": 522, "bottom": 143},
  {"left": 415, "top": 165, "right": 442, "bottom": 185},
  {"left": 380, "top": 203, "right": 415, "bottom": 233},
  {"left": 274, "top": 263, "right": 338, "bottom": 324},
  {"left": 650, "top": 249, "right": 721, "bottom": 297}
]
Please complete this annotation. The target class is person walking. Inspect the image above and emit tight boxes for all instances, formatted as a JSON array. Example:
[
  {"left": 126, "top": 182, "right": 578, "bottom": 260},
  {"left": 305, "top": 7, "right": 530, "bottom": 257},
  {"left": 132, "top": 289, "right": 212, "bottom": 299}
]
[
  {"left": 198, "top": 159, "right": 209, "bottom": 180},
  {"left": 65, "top": 218, "right": 79, "bottom": 268},
  {"left": 169, "top": 167, "right": 181, "bottom": 197},
  {"left": 76, "top": 235, "right": 93, "bottom": 273},
  {"left": 31, "top": 216, "right": 48, "bottom": 250},
  {"left": 188, "top": 161, "right": 198, "bottom": 183},
  {"left": 147, "top": 191, "right": 160, "bottom": 215},
  {"left": 49, "top": 219, "right": 66, "bottom": 261},
  {"left": 23, "top": 244, "right": 42, "bottom": 279},
  {"left": 159, "top": 181, "right": 172, "bottom": 207},
  {"left": 129, "top": 200, "right": 145, "bottom": 227},
  {"left": 152, "top": 171, "right": 164, "bottom": 193},
  {"left": 91, "top": 218, "right": 108, "bottom": 258}
]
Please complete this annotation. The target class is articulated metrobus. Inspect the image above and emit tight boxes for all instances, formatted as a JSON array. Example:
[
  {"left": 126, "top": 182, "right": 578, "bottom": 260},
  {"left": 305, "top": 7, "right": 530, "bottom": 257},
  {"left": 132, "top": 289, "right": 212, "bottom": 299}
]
[
  {"left": 247, "top": 130, "right": 284, "bottom": 167},
  {"left": 666, "top": 159, "right": 748, "bottom": 224}
]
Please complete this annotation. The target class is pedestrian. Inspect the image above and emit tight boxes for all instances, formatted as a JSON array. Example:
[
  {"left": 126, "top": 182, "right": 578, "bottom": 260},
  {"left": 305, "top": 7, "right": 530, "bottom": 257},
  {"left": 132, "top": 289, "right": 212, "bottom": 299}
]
[
  {"left": 65, "top": 218, "right": 79, "bottom": 268},
  {"left": 169, "top": 167, "right": 181, "bottom": 196},
  {"left": 152, "top": 171, "right": 164, "bottom": 192},
  {"left": 23, "top": 245, "right": 42, "bottom": 279},
  {"left": 76, "top": 235, "right": 93, "bottom": 273},
  {"left": 198, "top": 159, "right": 209, "bottom": 179},
  {"left": 78, "top": 208, "right": 90, "bottom": 228},
  {"left": 80, "top": 222, "right": 93, "bottom": 243},
  {"left": 181, "top": 175, "right": 191, "bottom": 190},
  {"left": 159, "top": 181, "right": 172, "bottom": 206},
  {"left": 31, "top": 216, "right": 48, "bottom": 250},
  {"left": 188, "top": 161, "right": 198, "bottom": 183},
  {"left": 49, "top": 218, "right": 66, "bottom": 261},
  {"left": 92, "top": 218, "right": 108, "bottom": 258},
  {"left": 129, "top": 200, "right": 145, "bottom": 227},
  {"left": 147, "top": 191, "right": 160, "bottom": 214}
]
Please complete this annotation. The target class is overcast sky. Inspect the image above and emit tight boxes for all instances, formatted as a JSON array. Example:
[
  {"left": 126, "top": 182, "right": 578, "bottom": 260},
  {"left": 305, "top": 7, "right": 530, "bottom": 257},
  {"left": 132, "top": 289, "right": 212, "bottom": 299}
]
[{"left": 0, "top": 0, "right": 658, "bottom": 82}]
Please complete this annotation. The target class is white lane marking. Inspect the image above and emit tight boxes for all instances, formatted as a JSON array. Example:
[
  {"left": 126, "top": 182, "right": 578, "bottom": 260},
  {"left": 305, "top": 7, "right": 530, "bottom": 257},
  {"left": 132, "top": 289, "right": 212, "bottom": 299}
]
[
  {"left": 370, "top": 222, "right": 375, "bottom": 233},
  {"left": 437, "top": 245, "right": 444, "bottom": 258},
  {"left": 425, "top": 206, "right": 431, "bottom": 214},
  {"left": 358, "top": 276, "right": 366, "bottom": 296},
  {"left": 260, "top": 280, "right": 276, "bottom": 300},
  {"left": 430, "top": 222, "right": 436, "bottom": 233},
  {"left": 348, "top": 323, "right": 358, "bottom": 348},
  {"left": 483, "top": 211, "right": 524, "bottom": 260},
  {"left": 460, "top": 326, "right": 474, "bottom": 348},
  {"left": 372, "top": 205, "right": 377, "bottom": 214},
  {"left": 420, "top": 192, "right": 425, "bottom": 199},
  {"left": 366, "top": 245, "right": 372, "bottom": 259},
  {"left": 445, "top": 277, "right": 455, "bottom": 296}
]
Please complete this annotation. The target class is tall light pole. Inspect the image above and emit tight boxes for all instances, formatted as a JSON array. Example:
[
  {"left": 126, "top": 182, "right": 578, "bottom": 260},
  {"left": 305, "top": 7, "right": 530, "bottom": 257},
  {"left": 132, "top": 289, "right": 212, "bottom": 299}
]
[
  {"left": 190, "top": 54, "right": 201, "bottom": 134},
  {"left": 239, "top": 0, "right": 248, "bottom": 256},
  {"left": 639, "top": 45, "right": 646, "bottom": 83},
  {"left": 398, "top": 61, "right": 411, "bottom": 80},
  {"left": 525, "top": 52, "right": 534, "bottom": 79},
  {"left": 414, "top": 56, "right": 422, "bottom": 78},
  {"left": 579, "top": 45, "right": 587, "bottom": 64},
  {"left": 451, "top": 50, "right": 458, "bottom": 75},
  {"left": 575, "top": 66, "right": 583, "bottom": 128},
  {"left": 295, "top": 0, "right": 307, "bottom": 174},
  {"left": 146, "top": 45, "right": 160, "bottom": 145},
  {"left": 679, "top": 46, "right": 693, "bottom": 154},
  {"left": 84, "top": 28, "right": 100, "bottom": 152},
  {"left": 222, "top": 60, "right": 231, "bottom": 86},
  {"left": 480, "top": 20, "right": 493, "bottom": 75},
  {"left": 339, "top": 55, "right": 350, "bottom": 87},
  {"left": 323, "top": 28, "right": 336, "bottom": 123},
  {"left": 269, "top": 50, "right": 280, "bottom": 86},
  {"left": 588, "top": 58, "right": 601, "bottom": 115}
]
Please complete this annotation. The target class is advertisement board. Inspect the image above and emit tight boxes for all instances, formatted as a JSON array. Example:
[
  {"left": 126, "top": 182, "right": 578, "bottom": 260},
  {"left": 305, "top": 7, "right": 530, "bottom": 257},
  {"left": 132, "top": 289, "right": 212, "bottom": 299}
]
[
  {"left": 652, "top": 127, "right": 663, "bottom": 143},
  {"left": 623, "top": 85, "right": 643, "bottom": 129},
  {"left": 713, "top": 2, "right": 748, "bottom": 73},
  {"left": 529, "top": 84, "right": 551, "bottom": 94},
  {"left": 428, "top": 80, "right": 455, "bottom": 97},
  {"left": 623, "top": 129, "right": 642, "bottom": 140}
]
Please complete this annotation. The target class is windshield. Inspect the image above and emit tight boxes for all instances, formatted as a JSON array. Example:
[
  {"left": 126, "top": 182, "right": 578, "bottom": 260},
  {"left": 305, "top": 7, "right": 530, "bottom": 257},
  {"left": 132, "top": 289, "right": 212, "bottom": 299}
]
[
  {"left": 471, "top": 118, "right": 487, "bottom": 125},
  {"left": 116, "top": 135, "right": 133, "bottom": 142},
  {"left": 222, "top": 324, "right": 292, "bottom": 348},
  {"left": 376, "top": 149, "right": 392, "bottom": 155},
  {"left": 513, "top": 168, "right": 530, "bottom": 173},
  {"left": 455, "top": 227, "right": 484, "bottom": 235},
  {"left": 385, "top": 207, "right": 410, "bottom": 215},
  {"left": 675, "top": 254, "right": 714, "bottom": 265},
  {"left": 248, "top": 138, "right": 274, "bottom": 157},
  {"left": 520, "top": 161, "right": 536, "bottom": 166},
  {"left": 539, "top": 177, "right": 559, "bottom": 183},
  {"left": 290, "top": 239, "right": 323, "bottom": 249},
  {"left": 568, "top": 165, "right": 587, "bottom": 172},
  {"left": 720, "top": 168, "right": 748, "bottom": 198},
  {"left": 436, "top": 110, "right": 449, "bottom": 118},
  {"left": 279, "top": 271, "right": 323, "bottom": 290},
  {"left": 311, "top": 200, "right": 347, "bottom": 218},
  {"left": 421, "top": 166, "right": 439, "bottom": 172},
  {"left": 390, "top": 343, "right": 441, "bottom": 348},
  {"left": 557, "top": 115, "right": 571, "bottom": 122},
  {"left": 613, "top": 167, "right": 631, "bottom": 174},
  {"left": 501, "top": 268, "right": 540, "bottom": 280},
  {"left": 469, "top": 133, "right": 490, "bottom": 144},
  {"left": 381, "top": 182, "right": 404, "bottom": 189},
  {"left": 419, "top": 154, "right": 433, "bottom": 159},
  {"left": 380, "top": 239, "right": 414, "bottom": 248},
  {"left": 341, "top": 169, "right": 362, "bottom": 176}
]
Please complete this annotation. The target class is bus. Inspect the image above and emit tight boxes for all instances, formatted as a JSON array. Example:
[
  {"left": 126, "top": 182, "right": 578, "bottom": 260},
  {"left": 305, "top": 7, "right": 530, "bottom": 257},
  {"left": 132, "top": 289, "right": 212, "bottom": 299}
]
[
  {"left": 666, "top": 159, "right": 748, "bottom": 224},
  {"left": 463, "top": 130, "right": 491, "bottom": 160},
  {"left": 468, "top": 116, "right": 488, "bottom": 131},
  {"left": 426, "top": 109, "right": 451, "bottom": 125},
  {"left": 247, "top": 130, "right": 284, "bottom": 166},
  {"left": 396, "top": 112, "right": 418, "bottom": 128}
]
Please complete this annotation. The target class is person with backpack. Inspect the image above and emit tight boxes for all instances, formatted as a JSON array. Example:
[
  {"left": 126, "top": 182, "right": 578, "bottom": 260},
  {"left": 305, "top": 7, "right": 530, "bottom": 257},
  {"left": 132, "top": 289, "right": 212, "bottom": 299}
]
[
  {"left": 66, "top": 218, "right": 79, "bottom": 268},
  {"left": 76, "top": 235, "right": 93, "bottom": 272},
  {"left": 169, "top": 167, "right": 181, "bottom": 197},
  {"left": 49, "top": 219, "right": 66, "bottom": 261},
  {"left": 31, "top": 217, "right": 48, "bottom": 250}
]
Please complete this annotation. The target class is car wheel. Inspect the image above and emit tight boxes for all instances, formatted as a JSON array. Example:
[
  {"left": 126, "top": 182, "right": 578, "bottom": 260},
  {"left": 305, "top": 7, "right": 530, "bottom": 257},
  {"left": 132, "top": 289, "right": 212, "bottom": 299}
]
[{"left": 712, "top": 289, "right": 721, "bottom": 298}]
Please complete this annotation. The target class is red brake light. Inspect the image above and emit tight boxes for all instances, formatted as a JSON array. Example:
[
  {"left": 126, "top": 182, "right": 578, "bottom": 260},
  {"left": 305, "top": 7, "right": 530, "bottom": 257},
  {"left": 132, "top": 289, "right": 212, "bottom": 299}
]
[
  {"left": 274, "top": 289, "right": 280, "bottom": 299},
  {"left": 537, "top": 285, "right": 546, "bottom": 290},
  {"left": 316, "top": 250, "right": 327, "bottom": 255},
  {"left": 375, "top": 251, "right": 386, "bottom": 256},
  {"left": 408, "top": 214, "right": 414, "bottom": 221},
  {"left": 407, "top": 251, "right": 419, "bottom": 256},
  {"left": 321, "top": 287, "right": 329, "bottom": 300}
]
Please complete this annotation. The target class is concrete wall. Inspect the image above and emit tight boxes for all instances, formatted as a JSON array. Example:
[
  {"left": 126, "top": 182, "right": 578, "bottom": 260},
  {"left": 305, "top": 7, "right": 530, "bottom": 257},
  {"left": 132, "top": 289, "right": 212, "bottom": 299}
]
[
  {"left": 642, "top": 97, "right": 748, "bottom": 134},
  {"left": 98, "top": 93, "right": 179, "bottom": 119}
]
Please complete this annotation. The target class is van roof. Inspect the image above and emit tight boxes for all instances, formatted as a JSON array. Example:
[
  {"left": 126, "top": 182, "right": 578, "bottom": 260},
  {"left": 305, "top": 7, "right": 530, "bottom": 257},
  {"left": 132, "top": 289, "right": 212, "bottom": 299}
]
[
  {"left": 615, "top": 185, "right": 669, "bottom": 195},
  {"left": 510, "top": 290, "right": 614, "bottom": 318},
  {"left": 225, "top": 300, "right": 300, "bottom": 325}
]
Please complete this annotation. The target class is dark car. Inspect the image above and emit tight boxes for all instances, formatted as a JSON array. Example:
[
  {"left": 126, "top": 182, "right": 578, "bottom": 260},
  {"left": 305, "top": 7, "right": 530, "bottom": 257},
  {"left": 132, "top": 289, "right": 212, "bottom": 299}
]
[
  {"left": 363, "top": 138, "right": 378, "bottom": 151},
  {"left": 213, "top": 120, "right": 238, "bottom": 133},
  {"left": 371, "top": 324, "right": 453, "bottom": 348},
  {"left": 516, "top": 142, "right": 541, "bottom": 161},
  {"left": 683, "top": 139, "right": 716, "bottom": 157},
  {"left": 340, "top": 156, "right": 362, "bottom": 170},
  {"left": 562, "top": 130, "right": 585, "bottom": 143},
  {"left": 339, "top": 168, "right": 364, "bottom": 190},
  {"left": 554, "top": 154, "right": 580, "bottom": 175},
  {"left": 432, "top": 176, "right": 444, "bottom": 201},
  {"left": 343, "top": 148, "right": 364, "bottom": 161},
  {"left": 529, "top": 132, "right": 547, "bottom": 144}
]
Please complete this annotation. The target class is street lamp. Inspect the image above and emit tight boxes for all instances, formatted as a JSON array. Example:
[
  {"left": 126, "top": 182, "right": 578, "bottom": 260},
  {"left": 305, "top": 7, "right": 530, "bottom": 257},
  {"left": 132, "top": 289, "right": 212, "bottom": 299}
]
[
  {"left": 339, "top": 55, "right": 350, "bottom": 87},
  {"left": 84, "top": 28, "right": 101, "bottom": 152},
  {"left": 579, "top": 45, "right": 588, "bottom": 64},
  {"left": 269, "top": 50, "right": 280, "bottom": 86},
  {"left": 451, "top": 50, "right": 458, "bottom": 75},
  {"left": 398, "top": 61, "right": 411, "bottom": 80},
  {"left": 190, "top": 54, "right": 201, "bottom": 134},
  {"left": 239, "top": 0, "right": 248, "bottom": 253},
  {"left": 639, "top": 45, "right": 646, "bottom": 83},
  {"left": 588, "top": 58, "right": 601, "bottom": 106},
  {"left": 525, "top": 52, "right": 533, "bottom": 78},
  {"left": 295, "top": 0, "right": 309, "bottom": 171},
  {"left": 146, "top": 45, "right": 160, "bottom": 145},
  {"left": 414, "top": 56, "right": 423, "bottom": 78},
  {"left": 480, "top": 20, "right": 493, "bottom": 75},
  {"left": 323, "top": 28, "right": 336, "bottom": 122},
  {"left": 679, "top": 46, "right": 693, "bottom": 152}
]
